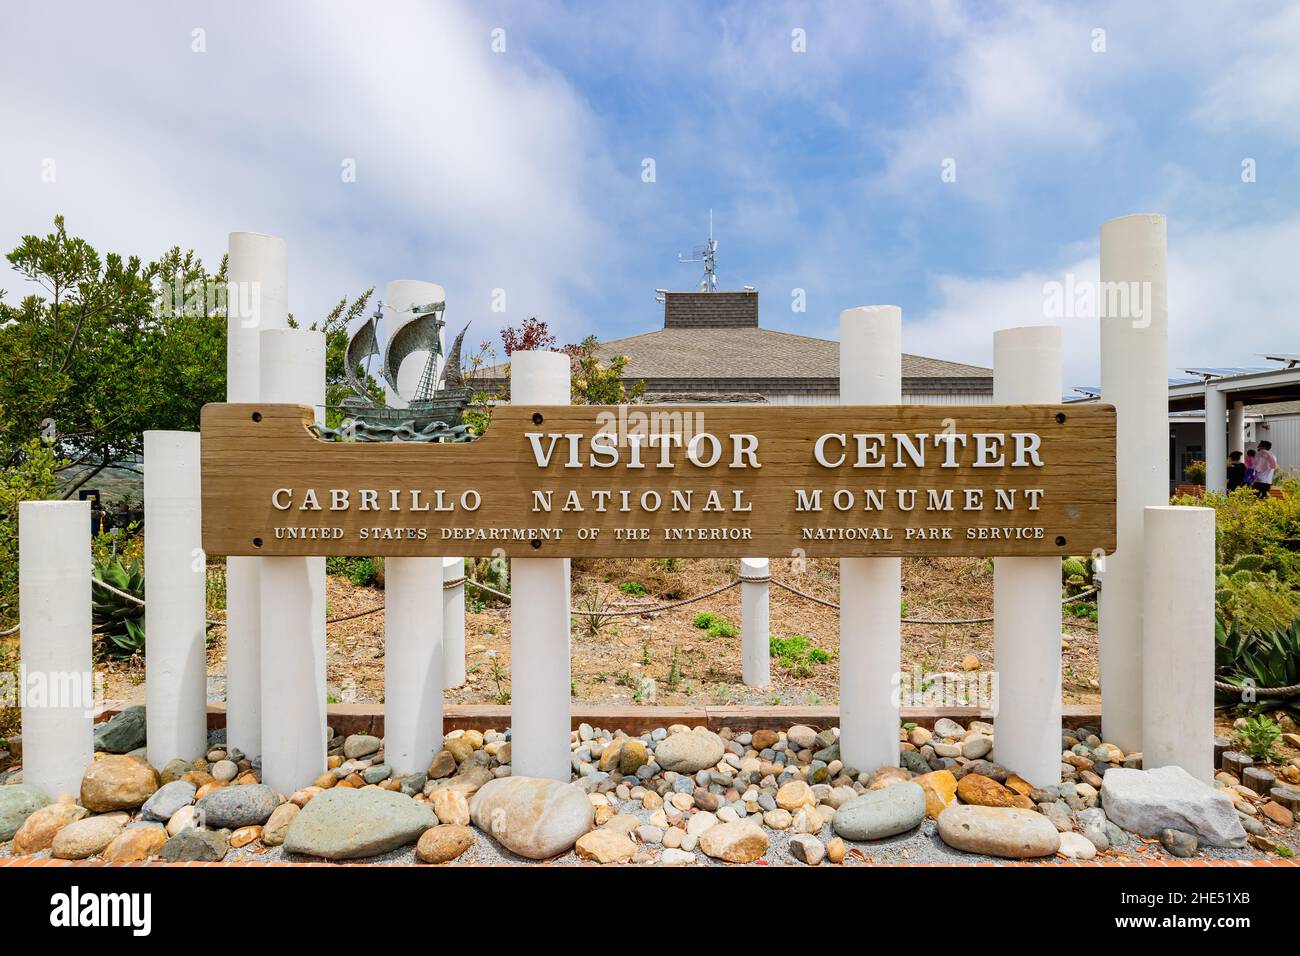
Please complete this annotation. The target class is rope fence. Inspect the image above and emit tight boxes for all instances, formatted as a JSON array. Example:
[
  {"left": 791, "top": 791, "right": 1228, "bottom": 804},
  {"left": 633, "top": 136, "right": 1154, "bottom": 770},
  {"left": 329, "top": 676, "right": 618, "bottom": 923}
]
[
  {"left": 1, "top": 573, "right": 1102, "bottom": 634},
  {"left": 8, "top": 574, "right": 1296, "bottom": 696}
]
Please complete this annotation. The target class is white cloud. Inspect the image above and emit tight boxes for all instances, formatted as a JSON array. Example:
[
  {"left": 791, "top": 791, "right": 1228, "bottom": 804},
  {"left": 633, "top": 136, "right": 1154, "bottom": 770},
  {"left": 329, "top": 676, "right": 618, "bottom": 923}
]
[
  {"left": 875, "top": 3, "right": 1108, "bottom": 200},
  {"left": 1193, "top": 2, "right": 1300, "bottom": 142},
  {"left": 906, "top": 215, "right": 1300, "bottom": 389},
  {"left": 0, "top": 0, "right": 615, "bottom": 340}
]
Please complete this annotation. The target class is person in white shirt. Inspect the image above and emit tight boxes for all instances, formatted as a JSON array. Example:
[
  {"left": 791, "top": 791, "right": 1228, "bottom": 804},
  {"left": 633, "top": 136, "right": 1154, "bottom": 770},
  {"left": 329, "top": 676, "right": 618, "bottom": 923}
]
[{"left": 1253, "top": 440, "right": 1279, "bottom": 499}]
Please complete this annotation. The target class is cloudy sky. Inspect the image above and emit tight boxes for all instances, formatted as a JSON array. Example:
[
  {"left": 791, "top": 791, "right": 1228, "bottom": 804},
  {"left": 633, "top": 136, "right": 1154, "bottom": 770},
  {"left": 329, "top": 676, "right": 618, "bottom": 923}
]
[{"left": 2, "top": 0, "right": 1297, "bottom": 388}]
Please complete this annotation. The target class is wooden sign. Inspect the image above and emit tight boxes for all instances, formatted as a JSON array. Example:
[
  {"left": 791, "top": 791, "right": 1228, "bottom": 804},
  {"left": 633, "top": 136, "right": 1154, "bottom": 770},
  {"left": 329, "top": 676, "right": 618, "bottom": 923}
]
[{"left": 200, "top": 402, "right": 1116, "bottom": 558}]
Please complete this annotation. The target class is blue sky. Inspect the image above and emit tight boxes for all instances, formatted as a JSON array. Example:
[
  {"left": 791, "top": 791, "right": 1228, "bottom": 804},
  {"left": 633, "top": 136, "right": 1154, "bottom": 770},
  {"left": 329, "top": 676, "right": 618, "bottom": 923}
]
[{"left": 2, "top": 0, "right": 1298, "bottom": 386}]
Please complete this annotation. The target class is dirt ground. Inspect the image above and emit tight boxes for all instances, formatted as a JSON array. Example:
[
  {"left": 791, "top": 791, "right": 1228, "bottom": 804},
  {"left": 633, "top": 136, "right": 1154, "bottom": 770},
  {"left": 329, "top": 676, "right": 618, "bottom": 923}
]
[
  {"left": 6, "top": 554, "right": 1289, "bottom": 797},
  {"left": 94, "top": 556, "right": 1104, "bottom": 709}
]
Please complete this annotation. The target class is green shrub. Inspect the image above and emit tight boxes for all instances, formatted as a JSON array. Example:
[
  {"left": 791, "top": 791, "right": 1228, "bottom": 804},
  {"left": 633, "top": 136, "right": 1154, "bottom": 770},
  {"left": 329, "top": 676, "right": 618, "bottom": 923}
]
[
  {"left": 694, "top": 612, "right": 737, "bottom": 637},
  {"left": 1229, "top": 554, "right": 1268, "bottom": 574},
  {"left": 326, "top": 556, "right": 377, "bottom": 587},
  {"left": 1064, "top": 601, "right": 1098, "bottom": 622},
  {"left": 468, "top": 555, "right": 510, "bottom": 603},
  {"left": 617, "top": 580, "right": 648, "bottom": 596},
  {"left": 1183, "top": 460, "right": 1206, "bottom": 484},
  {"left": 0, "top": 439, "right": 59, "bottom": 628},
  {"left": 769, "top": 634, "right": 833, "bottom": 672},
  {"left": 1178, "top": 479, "right": 1300, "bottom": 577},
  {"left": 1061, "top": 557, "right": 1088, "bottom": 581},
  {"left": 1215, "top": 566, "right": 1300, "bottom": 635},
  {"left": 1235, "top": 714, "right": 1281, "bottom": 761}
]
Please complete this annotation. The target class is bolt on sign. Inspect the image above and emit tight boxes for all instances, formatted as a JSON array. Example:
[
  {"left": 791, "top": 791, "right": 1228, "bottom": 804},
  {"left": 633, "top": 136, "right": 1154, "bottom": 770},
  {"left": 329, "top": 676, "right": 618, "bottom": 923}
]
[{"left": 200, "top": 403, "right": 1116, "bottom": 558}]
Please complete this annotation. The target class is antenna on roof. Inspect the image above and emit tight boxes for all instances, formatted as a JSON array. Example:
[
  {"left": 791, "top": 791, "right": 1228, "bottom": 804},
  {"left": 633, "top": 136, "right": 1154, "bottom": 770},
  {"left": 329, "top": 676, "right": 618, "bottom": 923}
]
[{"left": 677, "top": 209, "right": 719, "bottom": 292}]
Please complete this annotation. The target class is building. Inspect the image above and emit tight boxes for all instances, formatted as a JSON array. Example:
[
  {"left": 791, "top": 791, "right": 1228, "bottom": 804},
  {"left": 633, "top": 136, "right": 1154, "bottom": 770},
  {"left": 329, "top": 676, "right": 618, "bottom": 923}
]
[
  {"left": 1072, "top": 358, "right": 1300, "bottom": 490},
  {"left": 1166, "top": 363, "right": 1300, "bottom": 490},
  {"left": 476, "top": 289, "right": 992, "bottom": 405}
]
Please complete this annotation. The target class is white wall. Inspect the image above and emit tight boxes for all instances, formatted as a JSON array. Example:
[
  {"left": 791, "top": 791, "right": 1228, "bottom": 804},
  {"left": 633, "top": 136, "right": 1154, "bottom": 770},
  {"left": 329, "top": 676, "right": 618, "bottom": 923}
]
[
  {"left": 761, "top": 391, "right": 993, "bottom": 406},
  {"left": 1257, "top": 414, "right": 1300, "bottom": 474}
]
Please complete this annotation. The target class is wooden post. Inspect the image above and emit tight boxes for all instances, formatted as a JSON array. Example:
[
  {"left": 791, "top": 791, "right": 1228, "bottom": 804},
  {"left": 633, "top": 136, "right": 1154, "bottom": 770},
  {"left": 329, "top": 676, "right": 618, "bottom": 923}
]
[
  {"left": 1221, "top": 751, "right": 1253, "bottom": 780},
  {"left": 1213, "top": 735, "right": 1233, "bottom": 769},
  {"left": 1242, "top": 766, "right": 1275, "bottom": 795},
  {"left": 1269, "top": 787, "right": 1300, "bottom": 815}
]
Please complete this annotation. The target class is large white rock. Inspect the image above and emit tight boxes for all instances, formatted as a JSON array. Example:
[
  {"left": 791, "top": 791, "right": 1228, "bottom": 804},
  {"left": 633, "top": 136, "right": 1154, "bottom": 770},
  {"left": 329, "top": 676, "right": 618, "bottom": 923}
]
[
  {"left": 654, "top": 729, "right": 725, "bottom": 773},
  {"left": 469, "top": 776, "right": 594, "bottom": 860},
  {"left": 1100, "top": 766, "right": 1246, "bottom": 848},
  {"left": 936, "top": 805, "right": 1061, "bottom": 858},
  {"left": 283, "top": 788, "right": 435, "bottom": 860}
]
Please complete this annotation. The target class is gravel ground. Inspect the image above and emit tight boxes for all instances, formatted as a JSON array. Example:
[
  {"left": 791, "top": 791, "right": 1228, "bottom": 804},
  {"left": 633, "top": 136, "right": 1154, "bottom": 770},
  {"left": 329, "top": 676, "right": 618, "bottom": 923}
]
[{"left": 9, "top": 792, "right": 1283, "bottom": 867}]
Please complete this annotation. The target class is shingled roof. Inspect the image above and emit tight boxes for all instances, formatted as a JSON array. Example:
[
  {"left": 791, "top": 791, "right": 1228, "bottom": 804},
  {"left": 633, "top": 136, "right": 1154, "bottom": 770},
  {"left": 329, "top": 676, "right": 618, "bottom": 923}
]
[
  {"left": 472, "top": 289, "right": 991, "bottom": 398},
  {"left": 596, "top": 326, "right": 989, "bottom": 380}
]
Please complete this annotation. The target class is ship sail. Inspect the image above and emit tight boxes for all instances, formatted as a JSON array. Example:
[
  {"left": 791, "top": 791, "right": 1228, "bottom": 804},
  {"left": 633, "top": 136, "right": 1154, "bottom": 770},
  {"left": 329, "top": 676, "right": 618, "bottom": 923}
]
[
  {"left": 441, "top": 322, "right": 470, "bottom": 390},
  {"left": 344, "top": 315, "right": 380, "bottom": 400},
  {"left": 382, "top": 303, "right": 444, "bottom": 399}
]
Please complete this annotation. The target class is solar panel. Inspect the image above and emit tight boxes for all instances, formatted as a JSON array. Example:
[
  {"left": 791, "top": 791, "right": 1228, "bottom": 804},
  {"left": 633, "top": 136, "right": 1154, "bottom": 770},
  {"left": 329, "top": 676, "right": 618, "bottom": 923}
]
[
  {"left": 1181, "top": 367, "right": 1269, "bottom": 378},
  {"left": 1261, "top": 353, "right": 1300, "bottom": 367}
]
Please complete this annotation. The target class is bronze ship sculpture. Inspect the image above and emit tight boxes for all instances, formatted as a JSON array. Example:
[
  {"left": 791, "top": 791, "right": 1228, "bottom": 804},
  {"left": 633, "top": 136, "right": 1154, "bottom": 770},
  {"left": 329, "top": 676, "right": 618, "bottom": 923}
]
[{"left": 317, "top": 298, "right": 474, "bottom": 443}]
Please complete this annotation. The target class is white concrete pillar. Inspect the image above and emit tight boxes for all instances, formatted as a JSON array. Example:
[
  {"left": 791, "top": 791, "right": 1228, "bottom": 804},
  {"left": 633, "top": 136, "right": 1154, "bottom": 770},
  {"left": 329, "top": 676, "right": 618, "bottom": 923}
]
[
  {"left": 144, "top": 431, "right": 207, "bottom": 766},
  {"left": 1142, "top": 505, "right": 1215, "bottom": 779},
  {"left": 384, "top": 557, "right": 443, "bottom": 774},
  {"left": 443, "top": 556, "right": 466, "bottom": 688},
  {"left": 839, "top": 305, "right": 902, "bottom": 773},
  {"left": 508, "top": 350, "right": 572, "bottom": 781},
  {"left": 381, "top": 281, "right": 466, "bottom": 697},
  {"left": 258, "top": 328, "right": 327, "bottom": 793},
  {"left": 19, "top": 501, "right": 93, "bottom": 801},
  {"left": 1228, "top": 400, "right": 1245, "bottom": 459},
  {"left": 991, "top": 326, "right": 1063, "bottom": 787},
  {"left": 224, "top": 231, "right": 288, "bottom": 757},
  {"left": 382, "top": 279, "right": 446, "bottom": 408},
  {"left": 1204, "top": 385, "right": 1227, "bottom": 493},
  {"left": 1098, "top": 213, "right": 1169, "bottom": 754},
  {"left": 740, "top": 557, "right": 771, "bottom": 687}
]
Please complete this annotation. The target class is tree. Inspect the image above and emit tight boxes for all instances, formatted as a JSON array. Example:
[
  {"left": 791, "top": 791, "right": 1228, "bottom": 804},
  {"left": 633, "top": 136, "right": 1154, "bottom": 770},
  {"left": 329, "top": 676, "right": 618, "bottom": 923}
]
[
  {"left": 0, "top": 216, "right": 227, "bottom": 496},
  {"left": 500, "top": 316, "right": 557, "bottom": 356},
  {"left": 568, "top": 335, "right": 644, "bottom": 405},
  {"left": 465, "top": 320, "right": 643, "bottom": 430}
]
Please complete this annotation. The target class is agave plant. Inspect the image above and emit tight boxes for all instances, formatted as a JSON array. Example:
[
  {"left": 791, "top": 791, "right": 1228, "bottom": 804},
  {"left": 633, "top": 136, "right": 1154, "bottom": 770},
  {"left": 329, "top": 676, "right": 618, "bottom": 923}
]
[
  {"left": 92, "top": 556, "right": 146, "bottom": 656},
  {"left": 1215, "top": 617, "right": 1300, "bottom": 715}
]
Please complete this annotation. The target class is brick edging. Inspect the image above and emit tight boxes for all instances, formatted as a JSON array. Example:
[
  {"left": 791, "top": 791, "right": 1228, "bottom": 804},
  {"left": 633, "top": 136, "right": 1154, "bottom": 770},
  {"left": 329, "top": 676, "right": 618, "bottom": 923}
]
[
  {"left": 1, "top": 856, "right": 1295, "bottom": 868},
  {"left": 93, "top": 701, "right": 1104, "bottom": 738}
]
